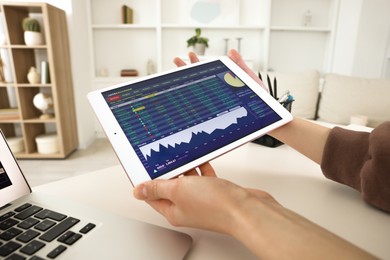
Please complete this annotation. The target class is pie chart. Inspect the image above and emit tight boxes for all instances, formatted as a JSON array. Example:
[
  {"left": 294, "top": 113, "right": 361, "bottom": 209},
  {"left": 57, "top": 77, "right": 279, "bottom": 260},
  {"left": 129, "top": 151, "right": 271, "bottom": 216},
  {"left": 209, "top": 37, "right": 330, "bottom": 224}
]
[{"left": 224, "top": 72, "right": 245, "bottom": 87}]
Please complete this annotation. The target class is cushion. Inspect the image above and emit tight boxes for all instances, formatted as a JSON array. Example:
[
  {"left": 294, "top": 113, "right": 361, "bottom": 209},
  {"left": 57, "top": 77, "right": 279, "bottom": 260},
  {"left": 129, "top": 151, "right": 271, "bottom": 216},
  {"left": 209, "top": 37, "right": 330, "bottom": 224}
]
[
  {"left": 317, "top": 74, "right": 390, "bottom": 127},
  {"left": 262, "top": 70, "right": 320, "bottom": 119}
]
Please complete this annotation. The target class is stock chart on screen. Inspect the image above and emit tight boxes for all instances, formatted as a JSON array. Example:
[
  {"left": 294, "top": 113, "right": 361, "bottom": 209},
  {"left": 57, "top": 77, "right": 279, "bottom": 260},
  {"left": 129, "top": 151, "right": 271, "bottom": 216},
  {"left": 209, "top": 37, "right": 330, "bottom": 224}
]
[{"left": 103, "top": 60, "right": 281, "bottom": 178}]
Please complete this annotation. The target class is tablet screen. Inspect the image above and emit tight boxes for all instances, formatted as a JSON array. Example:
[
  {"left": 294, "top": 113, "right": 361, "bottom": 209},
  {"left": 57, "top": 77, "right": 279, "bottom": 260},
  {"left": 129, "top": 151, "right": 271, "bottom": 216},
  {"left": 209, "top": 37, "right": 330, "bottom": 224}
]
[{"left": 102, "top": 60, "right": 282, "bottom": 179}]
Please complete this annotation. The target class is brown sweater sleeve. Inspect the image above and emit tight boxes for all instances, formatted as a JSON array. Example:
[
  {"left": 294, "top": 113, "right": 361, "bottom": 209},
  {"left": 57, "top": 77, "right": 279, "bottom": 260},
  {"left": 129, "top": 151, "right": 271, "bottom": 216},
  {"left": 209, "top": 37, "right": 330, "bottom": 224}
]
[{"left": 321, "top": 121, "right": 390, "bottom": 212}]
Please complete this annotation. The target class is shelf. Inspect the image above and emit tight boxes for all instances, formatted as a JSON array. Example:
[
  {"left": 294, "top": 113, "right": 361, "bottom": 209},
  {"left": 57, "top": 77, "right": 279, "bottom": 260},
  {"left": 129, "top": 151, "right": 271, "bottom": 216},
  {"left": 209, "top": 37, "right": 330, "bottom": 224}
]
[
  {"left": 270, "top": 26, "right": 331, "bottom": 32},
  {"left": 0, "top": 118, "right": 21, "bottom": 123},
  {"left": 14, "top": 152, "right": 67, "bottom": 159},
  {"left": 16, "top": 83, "right": 52, "bottom": 88},
  {"left": 23, "top": 118, "right": 57, "bottom": 123},
  {"left": 161, "top": 24, "right": 265, "bottom": 30},
  {"left": 91, "top": 24, "right": 157, "bottom": 30},
  {"left": 10, "top": 45, "right": 47, "bottom": 49}
]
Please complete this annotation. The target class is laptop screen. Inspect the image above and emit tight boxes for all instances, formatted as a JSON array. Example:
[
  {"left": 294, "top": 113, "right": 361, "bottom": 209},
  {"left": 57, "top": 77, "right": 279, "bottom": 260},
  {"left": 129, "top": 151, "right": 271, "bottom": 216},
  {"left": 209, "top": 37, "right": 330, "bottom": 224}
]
[
  {"left": 0, "top": 131, "right": 31, "bottom": 207},
  {"left": 0, "top": 161, "right": 13, "bottom": 190}
]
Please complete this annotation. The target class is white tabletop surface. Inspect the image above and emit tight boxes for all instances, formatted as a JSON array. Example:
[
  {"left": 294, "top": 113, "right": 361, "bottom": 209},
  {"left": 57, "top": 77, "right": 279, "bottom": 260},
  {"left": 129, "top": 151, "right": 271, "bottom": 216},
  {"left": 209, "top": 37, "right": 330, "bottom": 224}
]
[{"left": 34, "top": 142, "right": 390, "bottom": 259}]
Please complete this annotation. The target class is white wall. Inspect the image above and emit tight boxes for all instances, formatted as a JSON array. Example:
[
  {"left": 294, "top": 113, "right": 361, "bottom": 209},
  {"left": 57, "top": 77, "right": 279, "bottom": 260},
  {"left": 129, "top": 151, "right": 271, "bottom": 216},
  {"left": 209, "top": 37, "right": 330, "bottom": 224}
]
[
  {"left": 331, "top": 0, "right": 363, "bottom": 75},
  {"left": 68, "top": 0, "right": 95, "bottom": 149},
  {"left": 351, "top": 0, "right": 390, "bottom": 78},
  {"left": 331, "top": 0, "right": 390, "bottom": 78}
]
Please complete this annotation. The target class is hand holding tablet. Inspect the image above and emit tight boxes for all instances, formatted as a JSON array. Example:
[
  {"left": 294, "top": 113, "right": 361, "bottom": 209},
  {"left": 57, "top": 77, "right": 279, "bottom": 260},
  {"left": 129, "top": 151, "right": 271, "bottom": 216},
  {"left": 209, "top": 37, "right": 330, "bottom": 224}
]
[{"left": 88, "top": 56, "right": 292, "bottom": 186}]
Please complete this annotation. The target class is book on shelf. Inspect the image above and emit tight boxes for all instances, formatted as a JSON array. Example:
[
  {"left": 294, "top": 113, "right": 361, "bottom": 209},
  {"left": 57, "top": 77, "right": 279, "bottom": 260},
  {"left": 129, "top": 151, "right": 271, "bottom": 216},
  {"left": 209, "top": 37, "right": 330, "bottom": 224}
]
[
  {"left": 0, "top": 108, "right": 20, "bottom": 120},
  {"left": 120, "top": 69, "right": 138, "bottom": 77},
  {"left": 121, "top": 5, "right": 133, "bottom": 24}
]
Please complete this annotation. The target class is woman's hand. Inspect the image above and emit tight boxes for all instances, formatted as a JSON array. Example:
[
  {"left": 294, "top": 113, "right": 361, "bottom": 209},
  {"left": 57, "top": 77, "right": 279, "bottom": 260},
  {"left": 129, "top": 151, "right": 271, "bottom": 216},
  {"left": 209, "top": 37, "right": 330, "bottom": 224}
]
[
  {"left": 227, "top": 49, "right": 267, "bottom": 91},
  {"left": 133, "top": 163, "right": 249, "bottom": 234},
  {"left": 173, "top": 49, "right": 267, "bottom": 91}
]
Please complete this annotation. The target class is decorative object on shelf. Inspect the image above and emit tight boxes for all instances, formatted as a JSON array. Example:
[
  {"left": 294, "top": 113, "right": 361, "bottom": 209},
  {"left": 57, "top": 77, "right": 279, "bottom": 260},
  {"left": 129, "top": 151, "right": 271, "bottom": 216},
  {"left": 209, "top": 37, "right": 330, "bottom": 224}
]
[
  {"left": 187, "top": 28, "right": 209, "bottom": 56},
  {"left": 224, "top": 38, "right": 230, "bottom": 55},
  {"left": 120, "top": 69, "right": 138, "bottom": 77},
  {"left": 40, "top": 61, "right": 50, "bottom": 84},
  {"left": 147, "top": 59, "right": 156, "bottom": 75},
  {"left": 35, "top": 133, "right": 58, "bottom": 154},
  {"left": 186, "top": 0, "right": 239, "bottom": 25},
  {"left": 22, "top": 17, "right": 43, "bottom": 46},
  {"left": 303, "top": 10, "right": 312, "bottom": 27},
  {"left": 0, "top": 49, "right": 13, "bottom": 83},
  {"left": 99, "top": 68, "right": 108, "bottom": 77},
  {"left": 236, "top": 37, "right": 242, "bottom": 53},
  {"left": 32, "top": 92, "right": 54, "bottom": 120},
  {"left": 0, "top": 108, "right": 19, "bottom": 120},
  {"left": 7, "top": 136, "right": 24, "bottom": 154},
  {"left": 121, "top": 5, "right": 133, "bottom": 24},
  {"left": 27, "top": 66, "right": 40, "bottom": 84}
]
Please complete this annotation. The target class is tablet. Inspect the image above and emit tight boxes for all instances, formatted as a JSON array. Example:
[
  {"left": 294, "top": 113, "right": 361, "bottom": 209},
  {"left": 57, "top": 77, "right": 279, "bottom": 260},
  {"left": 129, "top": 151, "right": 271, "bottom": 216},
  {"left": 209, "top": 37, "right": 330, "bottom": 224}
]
[{"left": 88, "top": 57, "right": 292, "bottom": 186}]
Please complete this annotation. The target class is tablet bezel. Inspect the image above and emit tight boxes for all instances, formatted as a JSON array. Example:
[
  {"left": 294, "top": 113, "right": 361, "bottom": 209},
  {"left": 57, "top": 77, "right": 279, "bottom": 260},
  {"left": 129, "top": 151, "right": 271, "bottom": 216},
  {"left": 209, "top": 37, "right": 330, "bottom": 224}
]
[{"left": 88, "top": 57, "right": 292, "bottom": 186}]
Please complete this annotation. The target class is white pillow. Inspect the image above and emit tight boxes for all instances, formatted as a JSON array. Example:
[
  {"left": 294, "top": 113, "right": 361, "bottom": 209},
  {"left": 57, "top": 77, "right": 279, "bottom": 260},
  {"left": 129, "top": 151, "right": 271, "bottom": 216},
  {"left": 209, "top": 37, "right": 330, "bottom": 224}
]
[
  {"left": 261, "top": 70, "right": 320, "bottom": 119},
  {"left": 317, "top": 74, "right": 390, "bottom": 127}
]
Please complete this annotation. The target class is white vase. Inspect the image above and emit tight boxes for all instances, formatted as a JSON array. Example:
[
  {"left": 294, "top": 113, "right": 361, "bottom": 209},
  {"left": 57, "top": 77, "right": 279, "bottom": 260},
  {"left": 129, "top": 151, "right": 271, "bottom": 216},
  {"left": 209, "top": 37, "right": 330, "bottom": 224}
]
[
  {"left": 27, "top": 66, "right": 40, "bottom": 84},
  {"left": 194, "top": 43, "right": 206, "bottom": 56},
  {"left": 24, "top": 31, "right": 43, "bottom": 46}
]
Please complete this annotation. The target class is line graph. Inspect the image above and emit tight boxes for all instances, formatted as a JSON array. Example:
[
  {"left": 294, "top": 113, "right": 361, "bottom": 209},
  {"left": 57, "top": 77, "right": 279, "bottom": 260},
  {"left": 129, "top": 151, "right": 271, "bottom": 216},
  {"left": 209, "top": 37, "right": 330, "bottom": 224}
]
[{"left": 139, "top": 106, "right": 248, "bottom": 160}]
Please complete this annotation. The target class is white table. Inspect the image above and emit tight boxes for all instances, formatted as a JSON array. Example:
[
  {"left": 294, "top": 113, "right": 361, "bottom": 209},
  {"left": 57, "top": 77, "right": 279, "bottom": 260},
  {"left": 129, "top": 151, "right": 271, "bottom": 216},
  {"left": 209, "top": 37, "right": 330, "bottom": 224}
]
[{"left": 34, "top": 142, "right": 390, "bottom": 259}]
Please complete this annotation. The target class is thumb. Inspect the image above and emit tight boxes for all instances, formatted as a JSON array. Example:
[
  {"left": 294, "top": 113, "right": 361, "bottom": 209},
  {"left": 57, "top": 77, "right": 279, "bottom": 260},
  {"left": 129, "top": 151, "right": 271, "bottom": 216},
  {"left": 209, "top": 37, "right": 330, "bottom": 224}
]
[{"left": 133, "top": 180, "right": 173, "bottom": 201}]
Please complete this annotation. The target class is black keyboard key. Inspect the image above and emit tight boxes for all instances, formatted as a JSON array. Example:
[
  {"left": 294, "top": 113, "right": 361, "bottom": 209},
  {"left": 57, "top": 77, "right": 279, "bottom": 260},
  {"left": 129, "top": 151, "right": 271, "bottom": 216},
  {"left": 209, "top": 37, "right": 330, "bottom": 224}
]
[
  {"left": 14, "top": 203, "right": 32, "bottom": 212},
  {"left": 47, "top": 245, "right": 67, "bottom": 259},
  {"left": 16, "top": 230, "right": 40, "bottom": 243},
  {"left": 0, "top": 212, "right": 15, "bottom": 222},
  {"left": 0, "top": 227, "right": 23, "bottom": 241},
  {"left": 14, "top": 206, "right": 43, "bottom": 220},
  {"left": 29, "top": 256, "right": 45, "bottom": 260},
  {"left": 20, "top": 240, "right": 45, "bottom": 255},
  {"left": 63, "top": 233, "right": 82, "bottom": 245},
  {"left": 0, "top": 241, "right": 22, "bottom": 257},
  {"left": 0, "top": 219, "right": 19, "bottom": 230},
  {"left": 35, "top": 210, "right": 66, "bottom": 221},
  {"left": 5, "top": 253, "right": 26, "bottom": 260},
  {"left": 39, "top": 217, "right": 80, "bottom": 242},
  {"left": 57, "top": 231, "right": 75, "bottom": 243},
  {"left": 79, "top": 223, "right": 96, "bottom": 234},
  {"left": 17, "top": 218, "right": 40, "bottom": 229},
  {"left": 35, "top": 219, "right": 56, "bottom": 231}
]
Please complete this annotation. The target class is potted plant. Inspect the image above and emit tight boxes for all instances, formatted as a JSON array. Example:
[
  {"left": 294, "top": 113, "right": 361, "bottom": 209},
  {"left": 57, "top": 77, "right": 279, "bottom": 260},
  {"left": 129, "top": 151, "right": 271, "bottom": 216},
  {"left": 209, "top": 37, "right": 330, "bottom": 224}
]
[
  {"left": 22, "top": 17, "right": 42, "bottom": 46},
  {"left": 187, "top": 28, "right": 209, "bottom": 56}
]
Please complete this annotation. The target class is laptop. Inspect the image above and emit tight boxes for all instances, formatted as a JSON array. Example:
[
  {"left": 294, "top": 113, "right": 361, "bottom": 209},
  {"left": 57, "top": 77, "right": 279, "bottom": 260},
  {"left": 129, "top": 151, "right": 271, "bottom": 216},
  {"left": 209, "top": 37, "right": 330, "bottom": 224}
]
[{"left": 0, "top": 130, "right": 192, "bottom": 259}]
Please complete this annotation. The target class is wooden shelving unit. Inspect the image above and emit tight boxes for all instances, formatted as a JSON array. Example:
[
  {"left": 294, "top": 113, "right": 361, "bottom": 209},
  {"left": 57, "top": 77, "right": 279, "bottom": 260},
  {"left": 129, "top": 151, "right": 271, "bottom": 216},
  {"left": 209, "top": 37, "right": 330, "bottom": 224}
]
[{"left": 0, "top": 2, "right": 78, "bottom": 158}]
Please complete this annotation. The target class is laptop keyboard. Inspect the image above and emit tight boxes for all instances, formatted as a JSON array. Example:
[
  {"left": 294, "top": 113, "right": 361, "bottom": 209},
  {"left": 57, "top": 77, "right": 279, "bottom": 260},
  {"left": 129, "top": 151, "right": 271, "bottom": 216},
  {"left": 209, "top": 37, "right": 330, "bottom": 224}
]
[{"left": 0, "top": 203, "right": 96, "bottom": 259}]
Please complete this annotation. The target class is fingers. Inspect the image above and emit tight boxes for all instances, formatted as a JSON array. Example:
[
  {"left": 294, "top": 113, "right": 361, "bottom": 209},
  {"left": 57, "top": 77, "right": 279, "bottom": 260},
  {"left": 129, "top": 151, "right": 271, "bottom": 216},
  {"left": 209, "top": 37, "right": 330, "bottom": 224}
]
[
  {"left": 183, "top": 168, "right": 199, "bottom": 176},
  {"left": 199, "top": 162, "right": 216, "bottom": 177},
  {"left": 173, "top": 52, "right": 200, "bottom": 68},
  {"left": 134, "top": 179, "right": 175, "bottom": 201},
  {"left": 183, "top": 162, "right": 216, "bottom": 177},
  {"left": 173, "top": 57, "right": 186, "bottom": 67},
  {"left": 188, "top": 51, "right": 200, "bottom": 63}
]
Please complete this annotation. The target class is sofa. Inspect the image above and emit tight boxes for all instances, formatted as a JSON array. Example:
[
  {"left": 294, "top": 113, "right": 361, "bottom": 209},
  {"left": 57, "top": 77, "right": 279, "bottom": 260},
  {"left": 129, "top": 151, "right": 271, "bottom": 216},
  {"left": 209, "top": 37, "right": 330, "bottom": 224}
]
[{"left": 262, "top": 70, "right": 390, "bottom": 128}]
